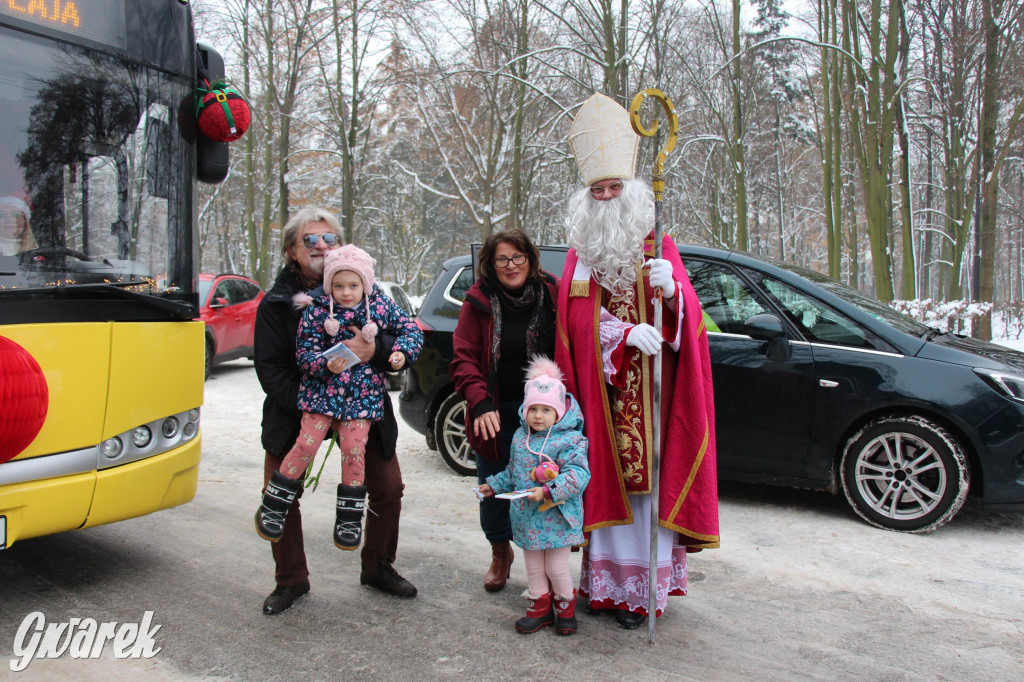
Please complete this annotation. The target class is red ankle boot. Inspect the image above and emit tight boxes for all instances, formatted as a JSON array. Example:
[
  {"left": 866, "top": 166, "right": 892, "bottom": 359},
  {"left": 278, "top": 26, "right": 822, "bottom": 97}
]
[
  {"left": 515, "top": 591, "right": 554, "bottom": 634},
  {"left": 553, "top": 590, "right": 577, "bottom": 635}
]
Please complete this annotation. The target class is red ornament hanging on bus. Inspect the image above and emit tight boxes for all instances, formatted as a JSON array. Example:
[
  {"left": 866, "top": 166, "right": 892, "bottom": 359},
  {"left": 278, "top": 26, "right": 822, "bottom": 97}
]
[
  {"left": 0, "top": 336, "right": 49, "bottom": 464},
  {"left": 195, "top": 79, "right": 250, "bottom": 143}
]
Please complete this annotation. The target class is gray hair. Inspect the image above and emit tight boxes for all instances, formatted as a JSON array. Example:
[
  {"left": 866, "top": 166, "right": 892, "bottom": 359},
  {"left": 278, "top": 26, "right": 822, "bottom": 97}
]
[
  {"left": 565, "top": 178, "right": 654, "bottom": 294},
  {"left": 280, "top": 207, "right": 344, "bottom": 266}
]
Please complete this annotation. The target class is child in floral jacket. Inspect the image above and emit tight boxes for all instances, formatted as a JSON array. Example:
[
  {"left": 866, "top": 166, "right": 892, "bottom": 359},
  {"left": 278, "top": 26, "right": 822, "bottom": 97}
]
[
  {"left": 255, "top": 244, "right": 421, "bottom": 552},
  {"left": 478, "top": 356, "right": 589, "bottom": 636}
]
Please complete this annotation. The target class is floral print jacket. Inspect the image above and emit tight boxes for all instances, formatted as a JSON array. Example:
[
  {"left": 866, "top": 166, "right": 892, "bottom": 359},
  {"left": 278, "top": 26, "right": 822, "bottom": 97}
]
[
  {"left": 294, "top": 284, "right": 422, "bottom": 421},
  {"left": 486, "top": 394, "right": 590, "bottom": 550}
]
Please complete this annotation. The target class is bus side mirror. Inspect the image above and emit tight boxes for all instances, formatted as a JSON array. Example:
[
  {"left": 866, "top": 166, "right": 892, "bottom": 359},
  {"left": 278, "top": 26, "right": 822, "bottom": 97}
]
[{"left": 195, "top": 41, "right": 229, "bottom": 185}]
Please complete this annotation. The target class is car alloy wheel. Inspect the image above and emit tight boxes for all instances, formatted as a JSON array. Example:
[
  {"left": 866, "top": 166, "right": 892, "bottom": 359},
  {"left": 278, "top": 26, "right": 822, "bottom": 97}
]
[
  {"left": 433, "top": 392, "right": 476, "bottom": 476},
  {"left": 840, "top": 415, "right": 969, "bottom": 532}
]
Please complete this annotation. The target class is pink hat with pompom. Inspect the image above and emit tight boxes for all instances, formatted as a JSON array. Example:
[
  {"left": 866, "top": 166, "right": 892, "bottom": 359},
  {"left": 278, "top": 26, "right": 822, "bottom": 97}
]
[
  {"left": 322, "top": 244, "right": 378, "bottom": 342},
  {"left": 522, "top": 356, "right": 567, "bottom": 421}
]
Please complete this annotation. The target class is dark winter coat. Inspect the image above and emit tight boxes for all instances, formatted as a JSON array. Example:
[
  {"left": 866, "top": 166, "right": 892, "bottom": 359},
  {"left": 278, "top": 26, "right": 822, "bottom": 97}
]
[
  {"left": 254, "top": 265, "right": 399, "bottom": 458},
  {"left": 294, "top": 285, "right": 422, "bottom": 420},
  {"left": 450, "top": 274, "right": 558, "bottom": 461}
]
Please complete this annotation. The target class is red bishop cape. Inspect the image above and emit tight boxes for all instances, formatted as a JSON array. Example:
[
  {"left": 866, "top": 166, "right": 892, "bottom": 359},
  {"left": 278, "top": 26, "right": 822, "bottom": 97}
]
[{"left": 555, "top": 233, "right": 720, "bottom": 548}]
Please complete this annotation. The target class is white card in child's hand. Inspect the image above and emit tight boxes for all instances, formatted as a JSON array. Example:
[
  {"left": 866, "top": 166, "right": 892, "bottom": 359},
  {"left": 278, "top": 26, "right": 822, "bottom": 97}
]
[
  {"left": 495, "top": 489, "right": 534, "bottom": 500},
  {"left": 321, "top": 341, "right": 361, "bottom": 371},
  {"left": 472, "top": 486, "right": 485, "bottom": 502}
]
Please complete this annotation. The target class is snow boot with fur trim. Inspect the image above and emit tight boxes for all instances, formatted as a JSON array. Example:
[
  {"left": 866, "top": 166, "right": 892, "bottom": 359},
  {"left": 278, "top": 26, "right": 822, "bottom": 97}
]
[
  {"left": 334, "top": 484, "right": 367, "bottom": 550},
  {"left": 255, "top": 471, "right": 302, "bottom": 542},
  {"left": 553, "top": 590, "right": 578, "bottom": 635},
  {"left": 515, "top": 591, "right": 555, "bottom": 634}
]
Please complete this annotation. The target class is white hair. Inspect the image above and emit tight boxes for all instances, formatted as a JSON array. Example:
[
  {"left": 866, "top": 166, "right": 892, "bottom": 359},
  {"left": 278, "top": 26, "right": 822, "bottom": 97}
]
[{"left": 564, "top": 178, "right": 654, "bottom": 294}]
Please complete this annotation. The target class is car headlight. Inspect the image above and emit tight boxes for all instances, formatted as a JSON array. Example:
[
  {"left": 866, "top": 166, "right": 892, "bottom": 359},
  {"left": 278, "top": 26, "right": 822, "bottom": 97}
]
[{"left": 975, "top": 369, "right": 1024, "bottom": 404}]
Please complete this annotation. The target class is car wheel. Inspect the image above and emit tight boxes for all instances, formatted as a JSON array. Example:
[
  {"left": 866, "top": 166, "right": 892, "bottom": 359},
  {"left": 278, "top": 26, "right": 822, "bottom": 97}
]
[
  {"left": 386, "top": 371, "right": 402, "bottom": 391},
  {"left": 840, "top": 415, "right": 969, "bottom": 532},
  {"left": 204, "top": 337, "right": 214, "bottom": 381},
  {"left": 433, "top": 392, "right": 476, "bottom": 476}
]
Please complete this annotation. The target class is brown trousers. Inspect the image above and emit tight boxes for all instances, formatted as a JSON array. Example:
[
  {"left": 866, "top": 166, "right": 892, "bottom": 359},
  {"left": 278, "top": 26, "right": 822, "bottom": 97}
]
[{"left": 263, "top": 431, "right": 404, "bottom": 586}]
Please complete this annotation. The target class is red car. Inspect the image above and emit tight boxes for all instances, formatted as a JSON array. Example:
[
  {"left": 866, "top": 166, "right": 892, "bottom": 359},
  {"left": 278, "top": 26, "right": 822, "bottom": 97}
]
[{"left": 198, "top": 273, "right": 264, "bottom": 379}]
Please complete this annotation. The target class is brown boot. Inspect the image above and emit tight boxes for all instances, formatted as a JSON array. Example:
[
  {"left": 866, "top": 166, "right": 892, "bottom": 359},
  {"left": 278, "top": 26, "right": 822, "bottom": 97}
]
[{"left": 484, "top": 540, "right": 514, "bottom": 592}]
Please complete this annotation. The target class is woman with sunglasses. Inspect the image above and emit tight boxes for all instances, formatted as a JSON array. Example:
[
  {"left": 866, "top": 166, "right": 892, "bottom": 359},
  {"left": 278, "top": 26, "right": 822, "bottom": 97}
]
[{"left": 450, "top": 229, "right": 559, "bottom": 593}]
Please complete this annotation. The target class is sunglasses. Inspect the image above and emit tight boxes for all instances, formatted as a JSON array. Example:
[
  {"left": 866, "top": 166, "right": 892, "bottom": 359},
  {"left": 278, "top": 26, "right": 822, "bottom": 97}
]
[{"left": 301, "top": 233, "right": 339, "bottom": 249}]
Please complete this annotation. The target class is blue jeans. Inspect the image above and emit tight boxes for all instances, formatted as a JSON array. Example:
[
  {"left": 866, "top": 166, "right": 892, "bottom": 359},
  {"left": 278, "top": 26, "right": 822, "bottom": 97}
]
[{"left": 477, "top": 400, "right": 519, "bottom": 544}]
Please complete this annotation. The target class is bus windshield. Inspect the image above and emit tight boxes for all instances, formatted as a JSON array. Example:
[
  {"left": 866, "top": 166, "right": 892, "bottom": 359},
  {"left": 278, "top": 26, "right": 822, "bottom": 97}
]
[{"left": 0, "top": 26, "right": 194, "bottom": 304}]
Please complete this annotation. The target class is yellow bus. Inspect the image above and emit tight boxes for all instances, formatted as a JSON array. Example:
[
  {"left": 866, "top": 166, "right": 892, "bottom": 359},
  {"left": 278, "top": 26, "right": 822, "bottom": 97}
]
[{"left": 0, "top": 0, "right": 229, "bottom": 549}]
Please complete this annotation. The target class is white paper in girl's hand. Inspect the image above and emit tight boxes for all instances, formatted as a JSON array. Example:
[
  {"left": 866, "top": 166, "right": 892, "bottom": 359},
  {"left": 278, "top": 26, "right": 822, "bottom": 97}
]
[
  {"left": 321, "top": 342, "right": 361, "bottom": 371},
  {"left": 495, "top": 489, "right": 534, "bottom": 500}
]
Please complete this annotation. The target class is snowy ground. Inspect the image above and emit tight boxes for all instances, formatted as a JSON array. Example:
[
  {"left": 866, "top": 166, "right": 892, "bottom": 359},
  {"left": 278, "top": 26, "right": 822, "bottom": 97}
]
[{"left": 2, "top": 343, "right": 1023, "bottom": 680}]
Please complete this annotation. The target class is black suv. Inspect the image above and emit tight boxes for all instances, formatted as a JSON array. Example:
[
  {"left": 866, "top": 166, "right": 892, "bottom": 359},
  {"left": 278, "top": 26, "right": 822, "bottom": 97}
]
[
  {"left": 398, "top": 243, "right": 1024, "bottom": 532},
  {"left": 398, "top": 248, "right": 567, "bottom": 475},
  {"left": 398, "top": 255, "right": 476, "bottom": 473}
]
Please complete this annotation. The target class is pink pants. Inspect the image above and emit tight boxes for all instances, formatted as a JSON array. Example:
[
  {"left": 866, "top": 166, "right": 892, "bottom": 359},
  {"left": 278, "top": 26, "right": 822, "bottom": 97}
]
[
  {"left": 523, "top": 547, "right": 573, "bottom": 599},
  {"left": 280, "top": 412, "right": 369, "bottom": 486}
]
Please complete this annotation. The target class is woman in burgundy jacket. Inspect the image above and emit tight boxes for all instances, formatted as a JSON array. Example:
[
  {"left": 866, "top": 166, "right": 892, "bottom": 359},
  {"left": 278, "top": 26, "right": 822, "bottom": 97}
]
[{"left": 451, "top": 229, "right": 559, "bottom": 593}]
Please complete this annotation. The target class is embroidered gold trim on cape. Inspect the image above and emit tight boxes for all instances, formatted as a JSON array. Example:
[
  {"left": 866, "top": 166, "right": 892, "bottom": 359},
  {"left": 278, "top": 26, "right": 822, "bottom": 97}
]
[{"left": 569, "top": 279, "right": 590, "bottom": 297}]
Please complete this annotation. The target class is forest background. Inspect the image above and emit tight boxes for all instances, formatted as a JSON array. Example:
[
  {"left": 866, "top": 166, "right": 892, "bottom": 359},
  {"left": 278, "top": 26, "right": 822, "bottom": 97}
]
[{"left": 191, "top": 0, "right": 1024, "bottom": 340}]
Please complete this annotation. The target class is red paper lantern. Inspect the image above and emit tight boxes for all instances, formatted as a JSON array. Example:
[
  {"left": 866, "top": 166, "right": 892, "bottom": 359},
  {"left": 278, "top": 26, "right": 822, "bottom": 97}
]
[
  {"left": 196, "top": 86, "right": 251, "bottom": 143},
  {"left": 0, "top": 336, "right": 49, "bottom": 464}
]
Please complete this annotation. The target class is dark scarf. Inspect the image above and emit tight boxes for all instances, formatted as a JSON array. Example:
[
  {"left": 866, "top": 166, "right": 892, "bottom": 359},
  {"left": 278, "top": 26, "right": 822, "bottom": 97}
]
[
  {"left": 488, "top": 279, "right": 547, "bottom": 372},
  {"left": 290, "top": 262, "right": 320, "bottom": 292}
]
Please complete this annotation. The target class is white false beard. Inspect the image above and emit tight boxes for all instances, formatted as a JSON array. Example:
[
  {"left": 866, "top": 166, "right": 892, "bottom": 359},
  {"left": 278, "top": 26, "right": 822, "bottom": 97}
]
[{"left": 564, "top": 179, "right": 654, "bottom": 294}]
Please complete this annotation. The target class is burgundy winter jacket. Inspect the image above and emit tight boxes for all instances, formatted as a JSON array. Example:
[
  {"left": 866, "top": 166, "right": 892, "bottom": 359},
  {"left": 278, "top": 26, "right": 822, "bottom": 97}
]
[{"left": 450, "top": 274, "right": 559, "bottom": 461}]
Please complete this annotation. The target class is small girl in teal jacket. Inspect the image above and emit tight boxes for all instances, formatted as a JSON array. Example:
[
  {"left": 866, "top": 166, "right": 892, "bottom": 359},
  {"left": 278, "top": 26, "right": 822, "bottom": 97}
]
[{"left": 478, "top": 356, "right": 589, "bottom": 636}]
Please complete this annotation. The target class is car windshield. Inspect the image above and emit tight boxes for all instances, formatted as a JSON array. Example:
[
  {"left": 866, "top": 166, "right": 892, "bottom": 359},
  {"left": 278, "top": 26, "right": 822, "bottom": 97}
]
[{"left": 770, "top": 262, "right": 931, "bottom": 336}]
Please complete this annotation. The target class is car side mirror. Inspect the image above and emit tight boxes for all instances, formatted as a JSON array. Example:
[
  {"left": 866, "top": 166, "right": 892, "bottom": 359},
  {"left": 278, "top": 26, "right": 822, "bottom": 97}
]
[
  {"left": 210, "top": 297, "right": 228, "bottom": 309},
  {"left": 745, "top": 313, "right": 791, "bottom": 362}
]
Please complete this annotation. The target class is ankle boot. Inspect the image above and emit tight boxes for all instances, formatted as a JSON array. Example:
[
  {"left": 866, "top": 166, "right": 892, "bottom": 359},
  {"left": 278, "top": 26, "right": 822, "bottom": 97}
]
[
  {"left": 553, "top": 590, "right": 578, "bottom": 635},
  {"left": 484, "top": 540, "right": 514, "bottom": 592},
  {"left": 515, "top": 591, "right": 554, "bottom": 634},
  {"left": 255, "top": 471, "right": 302, "bottom": 542},
  {"left": 334, "top": 484, "right": 367, "bottom": 550}
]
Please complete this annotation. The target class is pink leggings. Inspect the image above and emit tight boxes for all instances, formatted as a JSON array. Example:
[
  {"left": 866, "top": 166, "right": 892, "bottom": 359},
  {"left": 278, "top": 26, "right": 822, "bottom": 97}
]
[
  {"left": 523, "top": 547, "right": 573, "bottom": 599},
  {"left": 280, "top": 412, "right": 369, "bottom": 486}
]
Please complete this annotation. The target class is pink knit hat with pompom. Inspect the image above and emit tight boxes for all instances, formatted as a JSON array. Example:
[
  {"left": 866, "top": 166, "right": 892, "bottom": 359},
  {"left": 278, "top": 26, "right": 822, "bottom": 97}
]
[
  {"left": 322, "top": 244, "right": 378, "bottom": 342},
  {"left": 522, "top": 356, "right": 567, "bottom": 421}
]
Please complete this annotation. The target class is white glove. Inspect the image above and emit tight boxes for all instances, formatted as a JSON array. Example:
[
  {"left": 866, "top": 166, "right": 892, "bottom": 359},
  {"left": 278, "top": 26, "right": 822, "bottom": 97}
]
[
  {"left": 647, "top": 258, "right": 675, "bottom": 296},
  {"left": 625, "top": 323, "right": 663, "bottom": 356}
]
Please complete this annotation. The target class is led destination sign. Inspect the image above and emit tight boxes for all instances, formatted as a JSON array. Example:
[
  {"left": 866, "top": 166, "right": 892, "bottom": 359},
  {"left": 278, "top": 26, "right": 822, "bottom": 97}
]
[{"left": 2, "top": 0, "right": 126, "bottom": 48}]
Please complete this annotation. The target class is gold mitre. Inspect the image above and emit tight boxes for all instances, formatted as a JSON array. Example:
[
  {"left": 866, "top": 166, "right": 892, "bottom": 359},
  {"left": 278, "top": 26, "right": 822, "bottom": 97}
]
[{"left": 568, "top": 93, "right": 639, "bottom": 186}]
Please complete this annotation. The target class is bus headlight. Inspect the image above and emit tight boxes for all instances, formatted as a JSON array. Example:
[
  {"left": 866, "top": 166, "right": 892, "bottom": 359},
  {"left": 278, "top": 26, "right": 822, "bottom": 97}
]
[
  {"left": 161, "top": 417, "right": 180, "bottom": 438},
  {"left": 101, "top": 437, "right": 124, "bottom": 459},
  {"left": 183, "top": 422, "right": 196, "bottom": 438},
  {"left": 132, "top": 426, "right": 152, "bottom": 448},
  {"left": 188, "top": 408, "right": 200, "bottom": 422}
]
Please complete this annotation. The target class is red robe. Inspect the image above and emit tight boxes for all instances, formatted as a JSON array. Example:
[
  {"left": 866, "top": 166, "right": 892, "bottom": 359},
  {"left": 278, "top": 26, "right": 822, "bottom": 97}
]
[{"left": 555, "top": 233, "right": 720, "bottom": 548}]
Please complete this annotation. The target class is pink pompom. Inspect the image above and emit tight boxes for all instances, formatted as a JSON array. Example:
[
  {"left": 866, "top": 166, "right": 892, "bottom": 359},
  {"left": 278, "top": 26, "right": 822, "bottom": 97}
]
[
  {"left": 324, "top": 317, "right": 341, "bottom": 337},
  {"left": 361, "top": 322, "right": 379, "bottom": 342},
  {"left": 526, "top": 356, "right": 563, "bottom": 381},
  {"left": 291, "top": 292, "right": 314, "bottom": 309}
]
